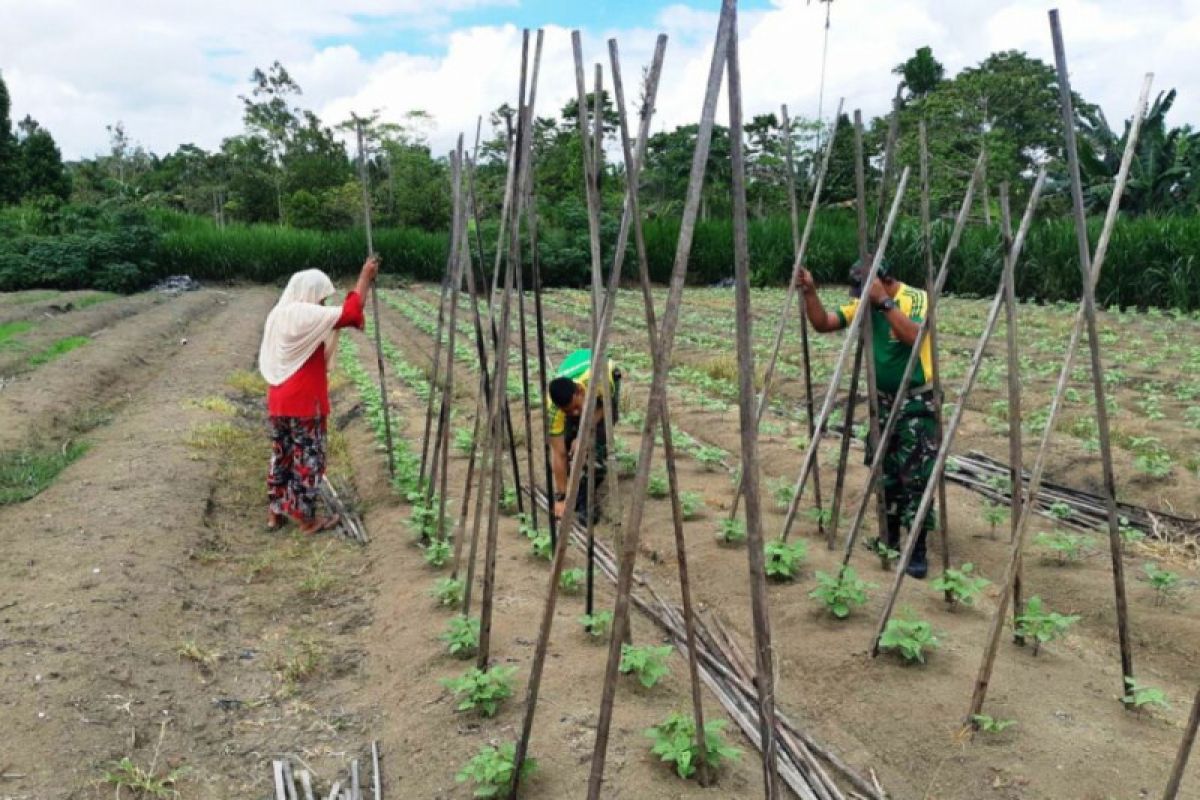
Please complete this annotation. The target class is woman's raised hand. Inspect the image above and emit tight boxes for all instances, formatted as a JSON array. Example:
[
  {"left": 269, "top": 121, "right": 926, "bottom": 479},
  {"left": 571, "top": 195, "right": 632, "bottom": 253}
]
[{"left": 361, "top": 255, "right": 381, "bottom": 283}]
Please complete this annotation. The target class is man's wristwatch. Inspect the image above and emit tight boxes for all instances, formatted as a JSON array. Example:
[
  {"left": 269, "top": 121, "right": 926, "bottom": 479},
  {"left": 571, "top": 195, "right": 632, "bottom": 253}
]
[
  {"left": 877, "top": 298, "right": 897, "bottom": 312},
  {"left": 554, "top": 492, "right": 566, "bottom": 502}
]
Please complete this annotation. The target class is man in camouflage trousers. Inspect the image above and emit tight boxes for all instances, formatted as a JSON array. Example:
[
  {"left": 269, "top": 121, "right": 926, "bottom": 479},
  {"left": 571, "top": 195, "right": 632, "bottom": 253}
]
[{"left": 795, "top": 257, "right": 938, "bottom": 578}]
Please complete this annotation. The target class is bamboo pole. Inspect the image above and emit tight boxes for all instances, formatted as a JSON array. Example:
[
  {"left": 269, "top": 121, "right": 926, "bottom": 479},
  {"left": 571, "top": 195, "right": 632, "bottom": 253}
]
[
  {"left": 1049, "top": 8, "right": 1134, "bottom": 692},
  {"left": 528, "top": 171, "right": 558, "bottom": 555},
  {"left": 778, "top": 168, "right": 910, "bottom": 543},
  {"left": 417, "top": 268, "right": 449, "bottom": 491},
  {"left": 611, "top": 32, "right": 713, "bottom": 787},
  {"left": 354, "top": 118, "right": 395, "bottom": 480},
  {"left": 478, "top": 29, "right": 536, "bottom": 670},
  {"left": 997, "top": 184, "right": 1026, "bottom": 641},
  {"left": 575, "top": 9, "right": 735, "bottom": 798},
  {"left": 837, "top": 154, "right": 984, "bottom": 572},
  {"left": 1163, "top": 687, "right": 1200, "bottom": 799},
  {"left": 727, "top": 98, "right": 842, "bottom": 527},
  {"left": 371, "top": 741, "right": 382, "bottom": 800},
  {"left": 871, "top": 168, "right": 1047, "bottom": 657},
  {"left": 726, "top": 9, "right": 781, "bottom": 793},
  {"left": 919, "top": 120, "right": 952, "bottom": 586}
]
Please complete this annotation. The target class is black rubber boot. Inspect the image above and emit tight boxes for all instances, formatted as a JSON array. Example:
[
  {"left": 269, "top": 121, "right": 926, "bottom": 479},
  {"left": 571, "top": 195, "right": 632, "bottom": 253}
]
[{"left": 906, "top": 528, "right": 929, "bottom": 579}]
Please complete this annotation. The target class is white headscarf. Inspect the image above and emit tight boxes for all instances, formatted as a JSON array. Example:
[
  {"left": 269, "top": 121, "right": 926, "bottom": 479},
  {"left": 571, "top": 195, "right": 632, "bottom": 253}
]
[{"left": 258, "top": 269, "right": 344, "bottom": 386}]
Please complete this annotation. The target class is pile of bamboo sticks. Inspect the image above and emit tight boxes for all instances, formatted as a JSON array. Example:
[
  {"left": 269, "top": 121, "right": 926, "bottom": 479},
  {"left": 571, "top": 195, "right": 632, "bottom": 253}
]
[
  {"left": 271, "top": 742, "right": 381, "bottom": 800},
  {"left": 530, "top": 487, "right": 886, "bottom": 800}
]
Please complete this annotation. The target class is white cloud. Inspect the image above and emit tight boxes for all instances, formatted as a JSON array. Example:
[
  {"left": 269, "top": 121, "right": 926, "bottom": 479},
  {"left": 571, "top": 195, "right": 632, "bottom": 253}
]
[{"left": 0, "top": 0, "right": 1196, "bottom": 161}]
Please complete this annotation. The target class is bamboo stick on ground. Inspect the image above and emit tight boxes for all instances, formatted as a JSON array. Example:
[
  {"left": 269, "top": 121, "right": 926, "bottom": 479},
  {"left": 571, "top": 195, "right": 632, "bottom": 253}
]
[
  {"left": 726, "top": 9, "right": 781, "bottom": 795},
  {"left": 298, "top": 770, "right": 315, "bottom": 800},
  {"left": 273, "top": 760, "right": 287, "bottom": 800},
  {"left": 371, "top": 740, "right": 383, "bottom": 800},
  {"left": 919, "top": 121, "right": 952, "bottom": 585}
]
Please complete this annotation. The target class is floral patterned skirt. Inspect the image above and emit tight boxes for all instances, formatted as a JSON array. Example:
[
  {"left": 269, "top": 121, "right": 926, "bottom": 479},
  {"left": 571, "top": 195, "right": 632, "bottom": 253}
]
[{"left": 268, "top": 416, "right": 327, "bottom": 523}]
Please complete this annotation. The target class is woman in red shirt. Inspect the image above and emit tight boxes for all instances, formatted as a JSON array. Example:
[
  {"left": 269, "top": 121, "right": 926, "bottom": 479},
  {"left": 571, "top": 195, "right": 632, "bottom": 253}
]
[{"left": 258, "top": 257, "right": 378, "bottom": 534}]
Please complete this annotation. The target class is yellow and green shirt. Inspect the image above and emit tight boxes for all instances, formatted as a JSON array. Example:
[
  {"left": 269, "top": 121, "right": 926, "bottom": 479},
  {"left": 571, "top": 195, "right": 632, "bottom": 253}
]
[
  {"left": 547, "top": 348, "right": 616, "bottom": 437},
  {"left": 835, "top": 283, "right": 934, "bottom": 394}
]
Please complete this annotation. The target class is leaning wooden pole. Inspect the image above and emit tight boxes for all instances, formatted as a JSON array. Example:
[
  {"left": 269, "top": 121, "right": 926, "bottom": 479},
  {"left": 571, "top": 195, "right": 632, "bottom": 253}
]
[
  {"left": 919, "top": 121, "right": 952, "bottom": 585},
  {"left": 355, "top": 118, "right": 395, "bottom": 479},
  {"left": 578, "top": 9, "right": 734, "bottom": 798},
  {"left": 418, "top": 267, "right": 451, "bottom": 491},
  {"left": 960, "top": 72, "right": 1152, "bottom": 724},
  {"left": 611, "top": 33, "right": 712, "bottom": 787},
  {"left": 778, "top": 168, "right": 911, "bottom": 543},
  {"left": 726, "top": 9, "right": 782, "bottom": 794},
  {"left": 478, "top": 29, "right": 533, "bottom": 670},
  {"left": 727, "top": 98, "right": 841, "bottom": 526},
  {"left": 1163, "top": 686, "right": 1200, "bottom": 799},
  {"left": 837, "top": 155, "right": 984, "bottom": 571},
  {"left": 997, "top": 184, "right": 1026, "bottom": 639},
  {"left": 1049, "top": 7, "right": 1134, "bottom": 691}
]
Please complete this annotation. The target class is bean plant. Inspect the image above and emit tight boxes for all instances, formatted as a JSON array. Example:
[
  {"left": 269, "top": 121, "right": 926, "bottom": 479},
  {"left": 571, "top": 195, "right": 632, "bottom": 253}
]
[
  {"left": 971, "top": 714, "right": 1016, "bottom": 734},
  {"left": 679, "top": 491, "right": 703, "bottom": 520},
  {"left": 579, "top": 610, "right": 613, "bottom": 639},
  {"left": 1035, "top": 531, "right": 1089, "bottom": 565},
  {"left": 1014, "top": 596, "right": 1079, "bottom": 655},
  {"left": 441, "top": 615, "right": 480, "bottom": 659},
  {"left": 423, "top": 538, "right": 451, "bottom": 568},
  {"left": 879, "top": 616, "right": 939, "bottom": 664},
  {"left": 647, "top": 471, "right": 669, "bottom": 499},
  {"left": 455, "top": 742, "right": 535, "bottom": 798},
  {"left": 1142, "top": 562, "right": 1181, "bottom": 604},
  {"left": 1123, "top": 677, "right": 1169, "bottom": 710},
  {"left": 808, "top": 568, "right": 874, "bottom": 618},
  {"left": 716, "top": 518, "right": 747, "bottom": 546},
  {"left": 442, "top": 665, "right": 517, "bottom": 718},
  {"left": 559, "top": 567, "right": 586, "bottom": 594},
  {"left": 431, "top": 577, "right": 464, "bottom": 607},
  {"left": 930, "top": 563, "right": 991, "bottom": 608},
  {"left": 645, "top": 712, "right": 741, "bottom": 780},
  {"left": 619, "top": 643, "right": 674, "bottom": 688},
  {"left": 764, "top": 537, "right": 806, "bottom": 581}
]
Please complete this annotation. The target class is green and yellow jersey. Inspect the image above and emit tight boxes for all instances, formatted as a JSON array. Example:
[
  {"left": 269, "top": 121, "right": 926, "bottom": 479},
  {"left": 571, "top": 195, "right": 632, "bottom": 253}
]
[
  {"left": 547, "top": 348, "right": 616, "bottom": 437},
  {"left": 835, "top": 283, "right": 934, "bottom": 394}
]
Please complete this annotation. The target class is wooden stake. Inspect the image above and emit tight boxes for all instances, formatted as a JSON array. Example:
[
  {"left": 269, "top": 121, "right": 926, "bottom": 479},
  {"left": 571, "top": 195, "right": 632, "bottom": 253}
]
[
  {"left": 872, "top": 169, "right": 1047, "bottom": 658},
  {"left": 919, "top": 120, "right": 952, "bottom": 586},
  {"left": 417, "top": 268, "right": 450, "bottom": 490},
  {"left": 727, "top": 9, "right": 781, "bottom": 794},
  {"left": 1049, "top": 8, "right": 1135, "bottom": 693},
  {"left": 1163, "top": 686, "right": 1200, "bottom": 799},
  {"left": 354, "top": 118, "right": 395, "bottom": 480},
  {"left": 778, "top": 168, "right": 911, "bottom": 543},
  {"left": 998, "top": 184, "right": 1026, "bottom": 641},
  {"left": 611, "top": 33, "right": 711, "bottom": 787},
  {"left": 727, "top": 98, "right": 842, "bottom": 527},
  {"left": 371, "top": 741, "right": 383, "bottom": 800}
]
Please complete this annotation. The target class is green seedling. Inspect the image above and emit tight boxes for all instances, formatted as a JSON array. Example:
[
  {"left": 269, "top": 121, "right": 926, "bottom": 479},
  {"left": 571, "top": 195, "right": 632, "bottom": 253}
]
[
  {"left": 647, "top": 471, "right": 669, "bottom": 498},
  {"left": 679, "top": 491, "right": 703, "bottom": 520},
  {"left": 530, "top": 532, "right": 552, "bottom": 561},
  {"left": 645, "top": 712, "right": 741, "bottom": 780},
  {"left": 769, "top": 478, "right": 794, "bottom": 511},
  {"left": 441, "top": 615, "right": 480, "bottom": 659},
  {"left": 1048, "top": 501, "right": 1073, "bottom": 522},
  {"left": 456, "top": 741, "right": 536, "bottom": 798},
  {"left": 971, "top": 714, "right": 1016, "bottom": 734},
  {"left": 579, "top": 610, "right": 613, "bottom": 639},
  {"left": 454, "top": 428, "right": 474, "bottom": 455},
  {"left": 1142, "top": 562, "right": 1181, "bottom": 605},
  {"left": 879, "top": 616, "right": 939, "bottom": 664},
  {"left": 516, "top": 513, "right": 539, "bottom": 540},
  {"left": 102, "top": 756, "right": 188, "bottom": 799},
  {"left": 1014, "top": 596, "right": 1079, "bottom": 655},
  {"left": 694, "top": 445, "right": 726, "bottom": 472},
  {"left": 930, "top": 563, "right": 991, "bottom": 608},
  {"left": 1118, "top": 516, "right": 1145, "bottom": 545},
  {"left": 431, "top": 577, "right": 464, "bottom": 607},
  {"left": 560, "top": 567, "right": 586, "bottom": 594},
  {"left": 1122, "top": 677, "right": 1169, "bottom": 710},
  {"left": 981, "top": 502, "right": 1008, "bottom": 539},
  {"left": 808, "top": 568, "right": 874, "bottom": 619},
  {"left": 870, "top": 538, "right": 901, "bottom": 569},
  {"left": 807, "top": 506, "right": 832, "bottom": 529},
  {"left": 616, "top": 447, "right": 638, "bottom": 477},
  {"left": 423, "top": 538, "right": 451, "bottom": 568},
  {"left": 619, "top": 643, "right": 674, "bottom": 689},
  {"left": 442, "top": 665, "right": 517, "bottom": 718},
  {"left": 764, "top": 538, "right": 806, "bottom": 581},
  {"left": 1134, "top": 450, "right": 1173, "bottom": 478},
  {"left": 716, "top": 518, "right": 747, "bottom": 546},
  {"left": 499, "top": 486, "right": 518, "bottom": 514},
  {"left": 1034, "top": 531, "right": 1089, "bottom": 565}
]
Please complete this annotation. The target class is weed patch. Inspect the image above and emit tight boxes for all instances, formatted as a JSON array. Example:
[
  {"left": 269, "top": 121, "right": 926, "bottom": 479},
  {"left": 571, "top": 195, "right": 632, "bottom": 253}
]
[
  {"left": 27, "top": 335, "right": 88, "bottom": 367},
  {"left": 0, "top": 440, "right": 89, "bottom": 505}
]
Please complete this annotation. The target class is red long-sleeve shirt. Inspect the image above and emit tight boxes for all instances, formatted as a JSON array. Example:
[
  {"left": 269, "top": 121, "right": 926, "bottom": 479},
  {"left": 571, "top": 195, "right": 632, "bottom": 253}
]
[{"left": 267, "top": 291, "right": 365, "bottom": 418}]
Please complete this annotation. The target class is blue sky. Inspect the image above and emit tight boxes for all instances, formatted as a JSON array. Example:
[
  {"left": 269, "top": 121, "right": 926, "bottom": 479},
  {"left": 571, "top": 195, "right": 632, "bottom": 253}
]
[{"left": 2, "top": 0, "right": 1195, "bottom": 159}]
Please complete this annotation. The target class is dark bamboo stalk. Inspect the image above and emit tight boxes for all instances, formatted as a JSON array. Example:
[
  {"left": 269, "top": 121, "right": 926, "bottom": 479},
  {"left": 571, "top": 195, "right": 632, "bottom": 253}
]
[
  {"left": 1163, "top": 686, "right": 1200, "bottom": 799},
  {"left": 998, "top": 184, "right": 1026, "bottom": 640}
]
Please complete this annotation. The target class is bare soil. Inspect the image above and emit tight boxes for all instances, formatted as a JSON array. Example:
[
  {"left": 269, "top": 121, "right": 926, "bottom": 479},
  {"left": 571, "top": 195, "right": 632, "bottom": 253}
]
[{"left": 0, "top": 284, "right": 1195, "bottom": 800}]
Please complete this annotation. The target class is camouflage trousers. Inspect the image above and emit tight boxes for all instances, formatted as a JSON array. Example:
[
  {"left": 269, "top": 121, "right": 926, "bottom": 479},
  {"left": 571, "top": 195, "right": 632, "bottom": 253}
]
[{"left": 868, "top": 389, "right": 939, "bottom": 550}]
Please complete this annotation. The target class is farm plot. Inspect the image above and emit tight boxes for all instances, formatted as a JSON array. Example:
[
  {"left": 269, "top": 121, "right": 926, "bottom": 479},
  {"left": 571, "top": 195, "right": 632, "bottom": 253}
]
[{"left": 374, "top": 281, "right": 1198, "bottom": 799}]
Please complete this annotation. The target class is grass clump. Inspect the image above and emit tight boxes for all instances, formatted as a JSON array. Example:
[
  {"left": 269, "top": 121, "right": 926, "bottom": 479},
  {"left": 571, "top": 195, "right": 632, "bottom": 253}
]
[
  {"left": 0, "top": 440, "right": 90, "bottom": 505},
  {"left": 27, "top": 335, "right": 88, "bottom": 367},
  {"left": 102, "top": 756, "right": 187, "bottom": 798},
  {"left": 227, "top": 369, "right": 268, "bottom": 396},
  {"left": 176, "top": 640, "right": 218, "bottom": 671}
]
